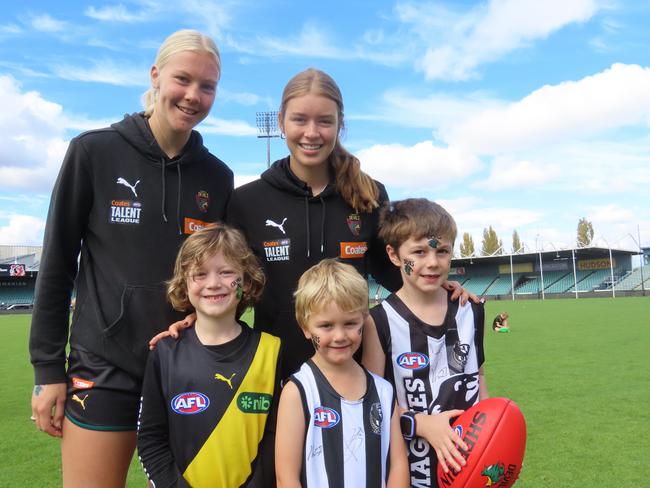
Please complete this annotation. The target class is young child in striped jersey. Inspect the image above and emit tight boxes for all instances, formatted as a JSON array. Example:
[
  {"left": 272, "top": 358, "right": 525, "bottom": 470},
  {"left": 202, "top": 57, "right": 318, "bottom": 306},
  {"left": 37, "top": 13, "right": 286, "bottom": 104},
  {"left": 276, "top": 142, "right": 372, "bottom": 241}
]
[
  {"left": 275, "top": 259, "right": 409, "bottom": 488},
  {"left": 362, "top": 198, "right": 489, "bottom": 488}
]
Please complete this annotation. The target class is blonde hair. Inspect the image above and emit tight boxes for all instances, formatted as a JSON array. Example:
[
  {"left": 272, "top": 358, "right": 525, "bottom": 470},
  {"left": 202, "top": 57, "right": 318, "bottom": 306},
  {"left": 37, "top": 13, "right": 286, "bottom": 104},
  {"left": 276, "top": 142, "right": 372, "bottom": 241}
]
[
  {"left": 279, "top": 68, "right": 379, "bottom": 213},
  {"left": 142, "top": 29, "right": 221, "bottom": 117},
  {"left": 294, "top": 259, "right": 368, "bottom": 329},
  {"left": 379, "top": 198, "right": 457, "bottom": 251},
  {"left": 167, "top": 224, "right": 264, "bottom": 318}
]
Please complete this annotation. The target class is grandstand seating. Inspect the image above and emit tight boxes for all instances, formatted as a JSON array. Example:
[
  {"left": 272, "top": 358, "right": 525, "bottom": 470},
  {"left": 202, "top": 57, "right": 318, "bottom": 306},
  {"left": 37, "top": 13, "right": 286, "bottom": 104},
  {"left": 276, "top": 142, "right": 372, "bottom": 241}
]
[
  {"left": 0, "top": 287, "right": 35, "bottom": 306},
  {"left": 608, "top": 264, "right": 650, "bottom": 291}
]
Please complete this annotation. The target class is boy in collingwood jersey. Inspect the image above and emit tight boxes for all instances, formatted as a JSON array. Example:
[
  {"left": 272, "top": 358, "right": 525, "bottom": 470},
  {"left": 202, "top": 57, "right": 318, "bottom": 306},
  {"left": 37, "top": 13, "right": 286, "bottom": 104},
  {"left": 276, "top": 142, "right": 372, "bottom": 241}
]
[
  {"left": 275, "top": 259, "right": 409, "bottom": 488},
  {"left": 362, "top": 199, "right": 489, "bottom": 488},
  {"left": 137, "top": 224, "right": 281, "bottom": 487}
]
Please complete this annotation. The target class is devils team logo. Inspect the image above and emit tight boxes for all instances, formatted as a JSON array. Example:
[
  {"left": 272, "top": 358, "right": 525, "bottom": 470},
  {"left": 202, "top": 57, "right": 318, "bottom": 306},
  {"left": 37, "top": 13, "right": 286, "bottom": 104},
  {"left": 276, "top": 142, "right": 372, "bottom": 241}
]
[
  {"left": 346, "top": 213, "right": 361, "bottom": 236},
  {"left": 195, "top": 191, "right": 210, "bottom": 212},
  {"left": 313, "top": 407, "right": 340, "bottom": 428}
]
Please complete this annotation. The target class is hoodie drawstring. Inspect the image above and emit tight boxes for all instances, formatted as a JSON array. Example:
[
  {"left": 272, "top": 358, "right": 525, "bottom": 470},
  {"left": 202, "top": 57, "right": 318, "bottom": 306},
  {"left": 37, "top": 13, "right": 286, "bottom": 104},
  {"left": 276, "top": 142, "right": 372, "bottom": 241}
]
[
  {"left": 161, "top": 159, "right": 168, "bottom": 223},
  {"left": 160, "top": 158, "right": 183, "bottom": 234},
  {"left": 304, "top": 196, "right": 311, "bottom": 258},
  {"left": 176, "top": 164, "right": 182, "bottom": 235},
  {"left": 319, "top": 196, "right": 326, "bottom": 254},
  {"left": 304, "top": 195, "right": 327, "bottom": 258}
]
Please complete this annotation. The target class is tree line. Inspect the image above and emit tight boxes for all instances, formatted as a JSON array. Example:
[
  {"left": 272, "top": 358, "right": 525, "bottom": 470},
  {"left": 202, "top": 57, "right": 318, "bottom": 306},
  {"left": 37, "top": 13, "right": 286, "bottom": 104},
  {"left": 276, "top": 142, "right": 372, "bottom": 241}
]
[{"left": 458, "top": 218, "right": 595, "bottom": 257}]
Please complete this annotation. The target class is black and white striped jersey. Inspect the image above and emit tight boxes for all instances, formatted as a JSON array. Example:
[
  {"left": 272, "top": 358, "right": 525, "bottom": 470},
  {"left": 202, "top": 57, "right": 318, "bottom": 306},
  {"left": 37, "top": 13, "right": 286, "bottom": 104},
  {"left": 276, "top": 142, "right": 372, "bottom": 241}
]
[
  {"left": 370, "top": 292, "right": 485, "bottom": 488},
  {"left": 290, "top": 360, "right": 395, "bottom": 488}
]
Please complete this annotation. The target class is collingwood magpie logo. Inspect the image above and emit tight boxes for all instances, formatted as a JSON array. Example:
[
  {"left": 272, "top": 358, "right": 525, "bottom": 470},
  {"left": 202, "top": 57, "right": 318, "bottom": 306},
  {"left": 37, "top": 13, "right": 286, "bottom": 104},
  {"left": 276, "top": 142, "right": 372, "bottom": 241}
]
[
  {"left": 116, "top": 177, "right": 140, "bottom": 197},
  {"left": 369, "top": 402, "right": 383, "bottom": 435},
  {"left": 265, "top": 218, "right": 287, "bottom": 235}
]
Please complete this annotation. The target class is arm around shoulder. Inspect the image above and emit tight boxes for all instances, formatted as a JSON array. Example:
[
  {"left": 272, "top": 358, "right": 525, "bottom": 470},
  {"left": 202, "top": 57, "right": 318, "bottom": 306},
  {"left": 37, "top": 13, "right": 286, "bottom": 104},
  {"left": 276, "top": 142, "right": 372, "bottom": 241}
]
[{"left": 275, "top": 381, "right": 306, "bottom": 488}]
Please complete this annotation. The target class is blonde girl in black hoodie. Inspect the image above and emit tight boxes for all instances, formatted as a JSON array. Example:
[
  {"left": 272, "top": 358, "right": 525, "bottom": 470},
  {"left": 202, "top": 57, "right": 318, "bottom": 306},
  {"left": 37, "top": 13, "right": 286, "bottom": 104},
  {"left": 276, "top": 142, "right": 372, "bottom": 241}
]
[{"left": 29, "top": 30, "right": 232, "bottom": 487}]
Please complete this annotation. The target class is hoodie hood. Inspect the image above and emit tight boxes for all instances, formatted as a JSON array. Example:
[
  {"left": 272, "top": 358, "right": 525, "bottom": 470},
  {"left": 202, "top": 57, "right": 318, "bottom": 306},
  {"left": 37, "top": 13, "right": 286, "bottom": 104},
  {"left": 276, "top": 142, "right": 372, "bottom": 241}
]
[
  {"left": 111, "top": 112, "right": 211, "bottom": 231},
  {"left": 260, "top": 157, "right": 336, "bottom": 199},
  {"left": 111, "top": 112, "right": 209, "bottom": 166}
]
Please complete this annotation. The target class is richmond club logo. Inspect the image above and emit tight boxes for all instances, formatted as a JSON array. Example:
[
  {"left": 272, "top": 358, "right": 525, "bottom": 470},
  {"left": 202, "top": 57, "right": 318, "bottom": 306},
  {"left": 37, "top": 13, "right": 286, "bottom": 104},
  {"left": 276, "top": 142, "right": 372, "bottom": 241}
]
[
  {"left": 313, "top": 406, "right": 340, "bottom": 428},
  {"left": 171, "top": 392, "right": 210, "bottom": 415},
  {"left": 397, "top": 352, "right": 429, "bottom": 370}
]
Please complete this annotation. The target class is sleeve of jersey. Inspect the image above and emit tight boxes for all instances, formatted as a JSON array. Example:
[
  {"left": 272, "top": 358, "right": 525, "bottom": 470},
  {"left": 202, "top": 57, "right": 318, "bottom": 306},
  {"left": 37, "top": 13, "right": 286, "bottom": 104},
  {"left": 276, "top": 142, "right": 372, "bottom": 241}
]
[
  {"left": 29, "top": 137, "right": 93, "bottom": 384},
  {"left": 137, "top": 350, "right": 191, "bottom": 488},
  {"left": 366, "top": 184, "right": 402, "bottom": 292},
  {"left": 473, "top": 301, "right": 486, "bottom": 367}
]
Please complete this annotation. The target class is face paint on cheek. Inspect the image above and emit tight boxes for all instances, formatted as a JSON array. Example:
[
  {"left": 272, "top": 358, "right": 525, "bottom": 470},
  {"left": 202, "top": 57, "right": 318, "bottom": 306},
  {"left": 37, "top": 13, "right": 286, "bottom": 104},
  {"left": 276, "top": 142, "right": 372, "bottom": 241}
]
[
  {"left": 311, "top": 335, "right": 321, "bottom": 350},
  {"left": 403, "top": 259, "right": 415, "bottom": 276},
  {"left": 231, "top": 277, "right": 243, "bottom": 300}
]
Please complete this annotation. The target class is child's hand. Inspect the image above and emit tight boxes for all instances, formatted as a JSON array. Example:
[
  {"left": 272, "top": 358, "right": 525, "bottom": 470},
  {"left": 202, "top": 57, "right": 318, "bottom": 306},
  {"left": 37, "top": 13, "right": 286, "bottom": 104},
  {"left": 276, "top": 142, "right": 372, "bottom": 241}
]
[
  {"left": 415, "top": 410, "right": 468, "bottom": 474},
  {"left": 148, "top": 313, "right": 196, "bottom": 350},
  {"left": 443, "top": 281, "right": 480, "bottom": 305}
]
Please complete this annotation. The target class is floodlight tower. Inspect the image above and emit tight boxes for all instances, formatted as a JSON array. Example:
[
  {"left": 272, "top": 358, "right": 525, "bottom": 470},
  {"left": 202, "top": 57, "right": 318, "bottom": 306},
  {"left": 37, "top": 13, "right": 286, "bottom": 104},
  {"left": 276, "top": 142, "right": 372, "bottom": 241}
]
[{"left": 256, "top": 111, "right": 280, "bottom": 168}]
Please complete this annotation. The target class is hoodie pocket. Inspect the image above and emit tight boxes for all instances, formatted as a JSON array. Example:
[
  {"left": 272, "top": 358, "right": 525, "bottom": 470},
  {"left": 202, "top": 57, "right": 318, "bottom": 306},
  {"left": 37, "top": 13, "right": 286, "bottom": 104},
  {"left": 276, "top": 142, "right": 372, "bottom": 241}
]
[{"left": 102, "top": 284, "right": 178, "bottom": 378}]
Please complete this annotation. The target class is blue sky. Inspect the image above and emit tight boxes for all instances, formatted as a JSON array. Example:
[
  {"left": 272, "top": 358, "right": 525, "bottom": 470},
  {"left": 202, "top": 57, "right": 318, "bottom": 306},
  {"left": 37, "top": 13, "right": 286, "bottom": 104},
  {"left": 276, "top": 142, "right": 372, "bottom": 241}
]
[{"left": 1, "top": 0, "right": 649, "bottom": 258}]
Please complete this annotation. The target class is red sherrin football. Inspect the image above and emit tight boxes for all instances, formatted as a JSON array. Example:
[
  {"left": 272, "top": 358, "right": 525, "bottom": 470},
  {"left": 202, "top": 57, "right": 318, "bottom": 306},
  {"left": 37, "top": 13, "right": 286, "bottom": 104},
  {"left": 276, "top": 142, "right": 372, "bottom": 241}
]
[{"left": 436, "top": 397, "right": 526, "bottom": 488}]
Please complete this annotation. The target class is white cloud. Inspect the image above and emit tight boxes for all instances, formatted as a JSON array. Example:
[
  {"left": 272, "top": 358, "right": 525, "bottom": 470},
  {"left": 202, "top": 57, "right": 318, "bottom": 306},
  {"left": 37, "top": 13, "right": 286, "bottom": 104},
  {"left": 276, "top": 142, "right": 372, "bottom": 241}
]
[
  {"left": 0, "top": 76, "right": 69, "bottom": 191},
  {"left": 474, "top": 157, "right": 562, "bottom": 190},
  {"left": 199, "top": 116, "right": 258, "bottom": 137},
  {"left": 51, "top": 60, "right": 149, "bottom": 87},
  {"left": 445, "top": 63, "right": 650, "bottom": 154},
  {"left": 397, "top": 0, "right": 600, "bottom": 80},
  {"left": 357, "top": 141, "right": 482, "bottom": 190},
  {"left": 85, "top": 5, "right": 150, "bottom": 23},
  {"left": 235, "top": 174, "right": 258, "bottom": 188},
  {"left": 30, "top": 14, "right": 68, "bottom": 33},
  {"left": 0, "top": 214, "right": 46, "bottom": 246}
]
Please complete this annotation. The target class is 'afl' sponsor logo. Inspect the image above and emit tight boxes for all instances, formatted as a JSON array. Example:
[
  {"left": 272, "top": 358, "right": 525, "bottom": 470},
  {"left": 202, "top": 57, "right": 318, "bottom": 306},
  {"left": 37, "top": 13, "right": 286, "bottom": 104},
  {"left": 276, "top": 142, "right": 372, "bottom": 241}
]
[
  {"left": 397, "top": 352, "right": 429, "bottom": 370},
  {"left": 171, "top": 392, "right": 210, "bottom": 415},
  {"left": 313, "top": 406, "right": 340, "bottom": 428}
]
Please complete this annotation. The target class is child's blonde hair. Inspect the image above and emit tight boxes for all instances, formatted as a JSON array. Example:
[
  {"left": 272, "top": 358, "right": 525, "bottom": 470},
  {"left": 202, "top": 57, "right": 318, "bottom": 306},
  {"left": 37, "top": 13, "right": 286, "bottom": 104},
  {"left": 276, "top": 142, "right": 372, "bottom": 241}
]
[
  {"left": 294, "top": 259, "right": 368, "bottom": 329},
  {"left": 379, "top": 198, "right": 457, "bottom": 251},
  {"left": 167, "top": 224, "right": 264, "bottom": 318}
]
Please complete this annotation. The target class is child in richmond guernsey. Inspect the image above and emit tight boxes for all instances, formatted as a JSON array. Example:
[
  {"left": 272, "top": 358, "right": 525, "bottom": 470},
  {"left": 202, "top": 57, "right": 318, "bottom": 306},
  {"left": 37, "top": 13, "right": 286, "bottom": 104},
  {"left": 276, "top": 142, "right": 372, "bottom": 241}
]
[
  {"left": 275, "top": 259, "right": 409, "bottom": 488},
  {"left": 362, "top": 198, "right": 489, "bottom": 487},
  {"left": 137, "top": 224, "right": 281, "bottom": 488}
]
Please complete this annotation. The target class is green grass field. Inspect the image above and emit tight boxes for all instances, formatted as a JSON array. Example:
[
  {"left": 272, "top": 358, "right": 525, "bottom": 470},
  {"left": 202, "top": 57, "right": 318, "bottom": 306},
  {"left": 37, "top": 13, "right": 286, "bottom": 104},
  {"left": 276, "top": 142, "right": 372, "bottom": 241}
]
[{"left": 1, "top": 297, "right": 648, "bottom": 487}]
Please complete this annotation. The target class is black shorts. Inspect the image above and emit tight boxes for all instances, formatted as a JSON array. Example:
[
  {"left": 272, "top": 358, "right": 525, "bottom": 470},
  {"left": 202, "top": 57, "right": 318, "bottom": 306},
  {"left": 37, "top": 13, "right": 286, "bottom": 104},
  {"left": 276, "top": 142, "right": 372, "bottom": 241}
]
[{"left": 64, "top": 349, "right": 141, "bottom": 431}]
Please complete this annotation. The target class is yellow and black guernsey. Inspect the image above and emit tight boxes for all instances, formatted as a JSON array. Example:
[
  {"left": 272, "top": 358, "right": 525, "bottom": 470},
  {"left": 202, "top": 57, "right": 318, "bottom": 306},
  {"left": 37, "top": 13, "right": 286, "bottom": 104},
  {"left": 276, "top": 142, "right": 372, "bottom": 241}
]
[{"left": 137, "top": 324, "right": 281, "bottom": 488}]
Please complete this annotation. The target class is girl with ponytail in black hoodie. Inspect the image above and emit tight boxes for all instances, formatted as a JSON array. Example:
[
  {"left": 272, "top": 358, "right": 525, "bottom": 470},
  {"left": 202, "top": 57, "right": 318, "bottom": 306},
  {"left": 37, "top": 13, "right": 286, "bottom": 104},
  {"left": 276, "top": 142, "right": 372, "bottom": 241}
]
[
  {"left": 155, "top": 68, "right": 472, "bottom": 381},
  {"left": 29, "top": 30, "right": 232, "bottom": 487}
]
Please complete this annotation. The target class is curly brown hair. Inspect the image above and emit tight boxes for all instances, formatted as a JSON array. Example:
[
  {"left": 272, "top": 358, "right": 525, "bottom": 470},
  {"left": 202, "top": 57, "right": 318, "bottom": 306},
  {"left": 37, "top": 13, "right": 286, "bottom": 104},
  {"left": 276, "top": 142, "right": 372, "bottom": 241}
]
[{"left": 167, "top": 223, "right": 265, "bottom": 319}]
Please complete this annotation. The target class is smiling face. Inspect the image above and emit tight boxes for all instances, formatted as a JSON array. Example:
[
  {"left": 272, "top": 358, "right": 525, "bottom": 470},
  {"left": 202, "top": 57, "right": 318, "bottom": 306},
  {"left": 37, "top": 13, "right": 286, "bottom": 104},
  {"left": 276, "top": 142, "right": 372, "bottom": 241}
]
[
  {"left": 279, "top": 93, "right": 339, "bottom": 180},
  {"left": 186, "top": 251, "right": 243, "bottom": 322},
  {"left": 149, "top": 50, "right": 219, "bottom": 138},
  {"left": 302, "top": 300, "right": 364, "bottom": 367},
  {"left": 388, "top": 235, "right": 453, "bottom": 296}
]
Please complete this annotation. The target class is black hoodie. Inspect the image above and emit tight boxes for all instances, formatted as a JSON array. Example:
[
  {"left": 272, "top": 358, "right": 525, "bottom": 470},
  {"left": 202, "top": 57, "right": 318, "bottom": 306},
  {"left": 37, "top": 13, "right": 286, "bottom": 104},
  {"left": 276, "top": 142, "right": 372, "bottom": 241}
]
[
  {"left": 30, "top": 113, "right": 233, "bottom": 383},
  {"left": 227, "top": 157, "right": 400, "bottom": 379}
]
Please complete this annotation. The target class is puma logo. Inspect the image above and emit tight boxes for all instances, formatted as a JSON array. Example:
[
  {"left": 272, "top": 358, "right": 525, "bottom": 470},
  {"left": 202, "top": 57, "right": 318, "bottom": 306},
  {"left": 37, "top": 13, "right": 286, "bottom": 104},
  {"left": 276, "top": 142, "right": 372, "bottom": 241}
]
[
  {"left": 265, "top": 218, "right": 287, "bottom": 235},
  {"left": 72, "top": 394, "right": 89, "bottom": 410},
  {"left": 214, "top": 373, "right": 236, "bottom": 389},
  {"left": 116, "top": 177, "right": 140, "bottom": 197}
]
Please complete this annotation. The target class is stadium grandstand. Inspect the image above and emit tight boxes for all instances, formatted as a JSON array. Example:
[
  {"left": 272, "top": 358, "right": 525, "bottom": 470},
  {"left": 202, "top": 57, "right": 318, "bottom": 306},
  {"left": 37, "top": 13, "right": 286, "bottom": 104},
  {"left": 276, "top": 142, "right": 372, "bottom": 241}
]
[
  {"left": 2, "top": 244, "right": 648, "bottom": 311},
  {"left": 369, "top": 246, "right": 649, "bottom": 303},
  {"left": 0, "top": 245, "right": 40, "bottom": 310}
]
